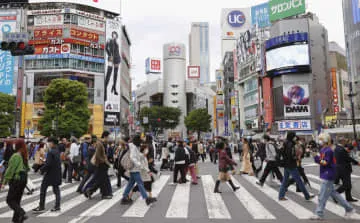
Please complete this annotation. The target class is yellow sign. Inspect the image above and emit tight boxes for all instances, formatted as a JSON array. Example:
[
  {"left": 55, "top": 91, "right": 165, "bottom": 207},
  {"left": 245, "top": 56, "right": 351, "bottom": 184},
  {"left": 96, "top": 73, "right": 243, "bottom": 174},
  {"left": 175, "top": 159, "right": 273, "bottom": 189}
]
[{"left": 325, "top": 115, "right": 337, "bottom": 122}]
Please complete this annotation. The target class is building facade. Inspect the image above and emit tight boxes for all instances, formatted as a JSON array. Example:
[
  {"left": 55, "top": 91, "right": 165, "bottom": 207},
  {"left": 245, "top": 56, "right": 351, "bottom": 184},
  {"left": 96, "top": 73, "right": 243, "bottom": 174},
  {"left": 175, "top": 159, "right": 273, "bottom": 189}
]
[
  {"left": 189, "top": 22, "right": 210, "bottom": 84},
  {"left": 19, "top": 1, "right": 127, "bottom": 138}
]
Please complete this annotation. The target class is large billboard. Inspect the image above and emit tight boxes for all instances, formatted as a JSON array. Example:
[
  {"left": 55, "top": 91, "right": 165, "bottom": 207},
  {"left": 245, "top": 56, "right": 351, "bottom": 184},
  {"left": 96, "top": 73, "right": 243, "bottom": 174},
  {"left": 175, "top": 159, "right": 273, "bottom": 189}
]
[
  {"left": 251, "top": 2, "right": 271, "bottom": 28},
  {"left": 29, "top": 0, "right": 121, "bottom": 15},
  {"left": 0, "top": 9, "right": 20, "bottom": 95},
  {"left": 104, "top": 19, "right": 121, "bottom": 126},
  {"left": 269, "top": 0, "right": 306, "bottom": 22},
  {"left": 221, "top": 8, "right": 251, "bottom": 39},
  {"left": 283, "top": 84, "right": 310, "bottom": 117}
]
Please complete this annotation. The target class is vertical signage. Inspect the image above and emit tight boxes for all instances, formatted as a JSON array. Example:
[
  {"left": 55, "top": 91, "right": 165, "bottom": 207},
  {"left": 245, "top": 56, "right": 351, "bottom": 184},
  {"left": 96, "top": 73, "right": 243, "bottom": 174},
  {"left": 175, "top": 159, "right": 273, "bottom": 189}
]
[
  {"left": 104, "top": 19, "right": 122, "bottom": 126},
  {"left": 331, "top": 68, "right": 339, "bottom": 113},
  {"left": 251, "top": 2, "right": 271, "bottom": 28}
]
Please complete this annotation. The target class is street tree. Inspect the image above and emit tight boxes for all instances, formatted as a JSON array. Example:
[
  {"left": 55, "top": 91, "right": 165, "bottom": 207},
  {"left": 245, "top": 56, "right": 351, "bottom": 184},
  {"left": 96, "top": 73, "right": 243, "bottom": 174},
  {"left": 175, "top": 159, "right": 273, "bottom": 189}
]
[
  {"left": 184, "top": 108, "right": 212, "bottom": 140},
  {"left": 0, "top": 92, "right": 15, "bottom": 137},
  {"left": 39, "top": 79, "right": 90, "bottom": 138},
  {"left": 139, "top": 106, "right": 181, "bottom": 132}
]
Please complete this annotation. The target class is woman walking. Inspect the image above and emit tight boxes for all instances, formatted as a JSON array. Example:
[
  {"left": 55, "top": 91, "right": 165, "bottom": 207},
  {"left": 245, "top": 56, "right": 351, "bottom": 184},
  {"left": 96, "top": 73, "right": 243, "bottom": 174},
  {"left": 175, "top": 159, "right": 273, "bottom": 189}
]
[
  {"left": 214, "top": 142, "right": 240, "bottom": 193},
  {"left": 3, "top": 139, "right": 29, "bottom": 223},
  {"left": 160, "top": 141, "right": 169, "bottom": 170},
  {"left": 240, "top": 138, "right": 254, "bottom": 176}
]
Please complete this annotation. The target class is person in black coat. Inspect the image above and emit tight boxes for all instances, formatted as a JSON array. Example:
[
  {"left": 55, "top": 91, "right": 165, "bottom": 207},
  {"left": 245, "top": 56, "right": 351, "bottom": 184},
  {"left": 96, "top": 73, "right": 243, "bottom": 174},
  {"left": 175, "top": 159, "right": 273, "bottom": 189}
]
[
  {"left": 335, "top": 139, "right": 360, "bottom": 202},
  {"left": 33, "top": 137, "right": 62, "bottom": 213},
  {"left": 172, "top": 140, "right": 188, "bottom": 184}
]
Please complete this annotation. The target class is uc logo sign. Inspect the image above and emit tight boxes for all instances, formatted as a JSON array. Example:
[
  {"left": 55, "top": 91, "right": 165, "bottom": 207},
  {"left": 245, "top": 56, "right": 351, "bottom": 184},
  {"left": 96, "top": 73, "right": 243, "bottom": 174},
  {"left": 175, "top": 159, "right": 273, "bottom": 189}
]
[{"left": 227, "top": 10, "right": 246, "bottom": 28}]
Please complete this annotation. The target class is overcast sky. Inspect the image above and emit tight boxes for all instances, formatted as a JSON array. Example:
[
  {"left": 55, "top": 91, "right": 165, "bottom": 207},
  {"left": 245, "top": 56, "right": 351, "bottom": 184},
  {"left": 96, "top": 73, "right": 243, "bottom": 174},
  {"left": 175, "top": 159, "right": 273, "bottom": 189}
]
[{"left": 121, "top": 0, "right": 345, "bottom": 88}]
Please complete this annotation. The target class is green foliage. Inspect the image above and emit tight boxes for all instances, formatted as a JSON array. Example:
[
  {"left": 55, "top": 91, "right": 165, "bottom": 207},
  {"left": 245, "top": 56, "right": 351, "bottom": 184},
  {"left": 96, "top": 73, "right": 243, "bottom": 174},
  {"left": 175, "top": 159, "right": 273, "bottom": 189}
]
[
  {"left": 139, "top": 106, "right": 181, "bottom": 131},
  {"left": 0, "top": 92, "right": 15, "bottom": 137},
  {"left": 39, "top": 79, "right": 90, "bottom": 138},
  {"left": 184, "top": 108, "right": 212, "bottom": 139}
]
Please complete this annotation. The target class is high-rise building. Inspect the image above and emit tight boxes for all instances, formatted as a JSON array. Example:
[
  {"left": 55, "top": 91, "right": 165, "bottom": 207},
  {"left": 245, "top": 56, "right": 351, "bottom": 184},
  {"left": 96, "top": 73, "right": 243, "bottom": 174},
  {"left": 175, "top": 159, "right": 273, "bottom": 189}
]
[{"left": 189, "top": 22, "right": 210, "bottom": 84}]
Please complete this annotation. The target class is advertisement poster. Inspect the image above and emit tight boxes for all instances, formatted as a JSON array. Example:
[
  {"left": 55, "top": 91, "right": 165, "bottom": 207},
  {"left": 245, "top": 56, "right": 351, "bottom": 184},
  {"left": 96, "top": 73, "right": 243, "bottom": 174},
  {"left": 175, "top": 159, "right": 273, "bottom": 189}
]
[
  {"left": 0, "top": 10, "right": 20, "bottom": 95},
  {"left": 221, "top": 8, "right": 251, "bottom": 39},
  {"left": 269, "top": 0, "right": 306, "bottom": 22},
  {"left": 251, "top": 2, "right": 271, "bottom": 28},
  {"left": 283, "top": 84, "right": 310, "bottom": 117},
  {"left": 104, "top": 19, "right": 121, "bottom": 126}
]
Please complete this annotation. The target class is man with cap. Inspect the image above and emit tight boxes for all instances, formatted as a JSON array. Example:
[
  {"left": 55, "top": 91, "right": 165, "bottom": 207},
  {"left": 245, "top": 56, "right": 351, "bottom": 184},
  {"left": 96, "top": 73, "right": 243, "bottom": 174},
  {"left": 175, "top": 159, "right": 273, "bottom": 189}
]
[
  {"left": 33, "top": 136, "right": 62, "bottom": 213},
  {"left": 335, "top": 137, "right": 360, "bottom": 202}
]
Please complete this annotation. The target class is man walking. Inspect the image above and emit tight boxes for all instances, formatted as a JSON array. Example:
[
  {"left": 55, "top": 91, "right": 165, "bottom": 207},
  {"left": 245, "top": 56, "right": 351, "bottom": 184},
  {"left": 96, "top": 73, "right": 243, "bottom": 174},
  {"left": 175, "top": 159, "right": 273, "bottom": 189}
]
[
  {"left": 256, "top": 134, "right": 283, "bottom": 186},
  {"left": 278, "top": 131, "right": 314, "bottom": 201},
  {"left": 335, "top": 137, "right": 360, "bottom": 202},
  {"left": 33, "top": 137, "right": 62, "bottom": 212}
]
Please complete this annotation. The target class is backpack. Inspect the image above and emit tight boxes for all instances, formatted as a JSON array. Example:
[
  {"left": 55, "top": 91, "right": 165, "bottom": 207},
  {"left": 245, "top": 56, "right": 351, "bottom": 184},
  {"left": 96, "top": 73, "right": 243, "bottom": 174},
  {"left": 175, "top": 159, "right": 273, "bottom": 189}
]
[{"left": 120, "top": 145, "right": 134, "bottom": 170}]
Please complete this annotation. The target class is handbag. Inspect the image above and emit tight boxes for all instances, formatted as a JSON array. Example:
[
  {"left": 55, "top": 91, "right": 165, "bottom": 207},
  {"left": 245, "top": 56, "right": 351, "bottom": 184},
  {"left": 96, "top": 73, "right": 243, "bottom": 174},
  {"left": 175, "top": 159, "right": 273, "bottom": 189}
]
[
  {"left": 120, "top": 148, "right": 134, "bottom": 170},
  {"left": 72, "top": 155, "right": 81, "bottom": 163}
]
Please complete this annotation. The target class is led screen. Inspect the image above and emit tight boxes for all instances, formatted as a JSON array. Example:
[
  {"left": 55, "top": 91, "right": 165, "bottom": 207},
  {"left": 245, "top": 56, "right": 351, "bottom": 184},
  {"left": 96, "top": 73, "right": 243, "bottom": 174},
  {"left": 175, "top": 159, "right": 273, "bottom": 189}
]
[{"left": 266, "top": 44, "right": 309, "bottom": 72}]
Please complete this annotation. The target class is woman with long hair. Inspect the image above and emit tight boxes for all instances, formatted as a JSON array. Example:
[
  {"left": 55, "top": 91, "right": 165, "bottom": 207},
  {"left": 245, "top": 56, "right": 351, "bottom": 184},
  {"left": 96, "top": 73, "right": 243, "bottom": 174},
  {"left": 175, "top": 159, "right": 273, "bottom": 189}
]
[
  {"left": 240, "top": 138, "right": 254, "bottom": 176},
  {"left": 3, "top": 139, "right": 29, "bottom": 222},
  {"left": 84, "top": 141, "right": 112, "bottom": 199}
]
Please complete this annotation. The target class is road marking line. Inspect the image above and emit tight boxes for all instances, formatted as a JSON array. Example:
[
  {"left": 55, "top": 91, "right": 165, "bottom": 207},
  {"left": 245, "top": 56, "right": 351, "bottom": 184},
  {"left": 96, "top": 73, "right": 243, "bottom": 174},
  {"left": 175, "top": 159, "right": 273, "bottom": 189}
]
[
  {"left": 229, "top": 176, "right": 276, "bottom": 219},
  {"left": 165, "top": 181, "right": 190, "bottom": 218},
  {"left": 0, "top": 181, "right": 69, "bottom": 208},
  {"left": 307, "top": 174, "right": 360, "bottom": 207},
  {"left": 201, "top": 175, "right": 231, "bottom": 219},
  {"left": 243, "top": 175, "right": 313, "bottom": 219},
  {"left": 0, "top": 182, "right": 79, "bottom": 218},
  {"left": 122, "top": 175, "right": 170, "bottom": 217},
  {"left": 275, "top": 180, "right": 360, "bottom": 220},
  {"left": 38, "top": 179, "right": 117, "bottom": 217}
]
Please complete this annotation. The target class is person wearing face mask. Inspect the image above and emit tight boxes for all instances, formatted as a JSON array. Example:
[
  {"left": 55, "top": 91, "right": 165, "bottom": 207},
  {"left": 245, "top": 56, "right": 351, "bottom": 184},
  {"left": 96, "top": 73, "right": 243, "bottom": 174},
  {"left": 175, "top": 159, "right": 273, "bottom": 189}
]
[
  {"left": 278, "top": 131, "right": 314, "bottom": 201},
  {"left": 310, "top": 133, "right": 355, "bottom": 220},
  {"left": 334, "top": 137, "right": 360, "bottom": 203}
]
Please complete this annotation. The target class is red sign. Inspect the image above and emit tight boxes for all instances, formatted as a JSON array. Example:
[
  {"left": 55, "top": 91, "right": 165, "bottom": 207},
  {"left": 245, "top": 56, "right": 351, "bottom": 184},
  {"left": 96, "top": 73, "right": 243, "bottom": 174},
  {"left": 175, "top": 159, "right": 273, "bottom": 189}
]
[
  {"left": 151, "top": 59, "right": 161, "bottom": 71},
  {"left": 334, "top": 106, "right": 340, "bottom": 113},
  {"left": 29, "top": 39, "right": 51, "bottom": 45},
  {"left": 0, "top": 16, "right": 16, "bottom": 20},
  {"left": 188, "top": 66, "right": 200, "bottom": 79},
  {"left": 70, "top": 28, "right": 99, "bottom": 42},
  {"left": 34, "top": 29, "right": 62, "bottom": 39}
]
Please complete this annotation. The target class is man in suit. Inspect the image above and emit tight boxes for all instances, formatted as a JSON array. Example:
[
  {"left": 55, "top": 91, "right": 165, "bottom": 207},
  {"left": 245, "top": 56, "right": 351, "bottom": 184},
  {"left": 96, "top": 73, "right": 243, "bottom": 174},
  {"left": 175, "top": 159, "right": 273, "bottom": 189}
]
[
  {"left": 335, "top": 137, "right": 360, "bottom": 202},
  {"left": 33, "top": 136, "right": 62, "bottom": 212}
]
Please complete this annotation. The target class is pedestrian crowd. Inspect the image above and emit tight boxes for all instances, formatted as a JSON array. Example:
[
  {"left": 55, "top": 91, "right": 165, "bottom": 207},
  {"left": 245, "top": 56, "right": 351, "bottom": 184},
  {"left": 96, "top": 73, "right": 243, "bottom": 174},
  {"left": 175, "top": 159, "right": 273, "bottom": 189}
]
[{"left": 0, "top": 130, "right": 359, "bottom": 222}]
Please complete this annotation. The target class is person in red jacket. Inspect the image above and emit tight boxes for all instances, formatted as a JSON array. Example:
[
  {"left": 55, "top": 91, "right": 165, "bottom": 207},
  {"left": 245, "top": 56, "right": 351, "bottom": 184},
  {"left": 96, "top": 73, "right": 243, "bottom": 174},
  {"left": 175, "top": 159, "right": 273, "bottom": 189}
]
[{"left": 214, "top": 141, "right": 240, "bottom": 193}]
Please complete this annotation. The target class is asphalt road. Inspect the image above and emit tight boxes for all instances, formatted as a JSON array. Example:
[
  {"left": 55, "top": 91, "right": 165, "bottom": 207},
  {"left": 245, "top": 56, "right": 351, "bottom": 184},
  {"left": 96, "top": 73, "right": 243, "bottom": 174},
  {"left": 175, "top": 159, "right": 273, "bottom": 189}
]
[{"left": 0, "top": 155, "right": 360, "bottom": 223}]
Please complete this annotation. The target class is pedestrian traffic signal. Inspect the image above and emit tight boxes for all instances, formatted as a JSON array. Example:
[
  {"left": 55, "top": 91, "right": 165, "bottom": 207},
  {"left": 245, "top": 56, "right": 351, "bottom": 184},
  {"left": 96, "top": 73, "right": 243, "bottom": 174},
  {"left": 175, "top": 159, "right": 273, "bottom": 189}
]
[{"left": 0, "top": 41, "right": 35, "bottom": 56}]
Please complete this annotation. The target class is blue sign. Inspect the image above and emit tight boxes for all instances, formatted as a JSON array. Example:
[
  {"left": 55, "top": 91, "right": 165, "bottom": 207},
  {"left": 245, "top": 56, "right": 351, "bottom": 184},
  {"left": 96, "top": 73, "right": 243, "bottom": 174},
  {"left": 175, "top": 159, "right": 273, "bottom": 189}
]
[
  {"left": 251, "top": 2, "right": 271, "bottom": 28},
  {"left": 24, "top": 54, "right": 105, "bottom": 64},
  {"left": 227, "top": 10, "right": 246, "bottom": 28},
  {"left": 266, "top": 32, "right": 308, "bottom": 50},
  {"left": 353, "top": 0, "right": 360, "bottom": 24},
  {"left": 0, "top": 51, "right": 14, "bottom": 94}
]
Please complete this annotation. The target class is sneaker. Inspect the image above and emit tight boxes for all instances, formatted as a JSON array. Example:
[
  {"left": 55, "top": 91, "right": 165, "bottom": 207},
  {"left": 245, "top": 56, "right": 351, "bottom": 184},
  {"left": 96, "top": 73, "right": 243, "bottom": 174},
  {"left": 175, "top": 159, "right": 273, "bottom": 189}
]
[
  {"left": 279, "top": 197, "right": 288, "bottom": 201},
  {"left": 256, "top": 181, "right": 264, "bottom": 187},
  {"left": 146, "top": 197, "right": 157, "bottom": 206},
  {"left": 168, "top": 182, "right": 177, "bottom": 186},
  {"left": 310, "top": 215, "right": 324, "bottom": 221},
  {"left": 50, "top": 207, "right": 61, "bottom": 212},
  {"left": 306, "top": 195, "right": 315, "bottom": 201},
  {"left": 102, "top": 195, "right": 113, "bottom": 200},
  {"left": 347, "top": 198, "right": 359, "bottom": 203},
  {"left": 32, "top": 206, "right": 45, "bottom": 213},
  {"left": 121, "top": 198, "right": 133, "bottom": 205},
  {"left": 344, "top": 209, "right": 356, "bottom": 219}
]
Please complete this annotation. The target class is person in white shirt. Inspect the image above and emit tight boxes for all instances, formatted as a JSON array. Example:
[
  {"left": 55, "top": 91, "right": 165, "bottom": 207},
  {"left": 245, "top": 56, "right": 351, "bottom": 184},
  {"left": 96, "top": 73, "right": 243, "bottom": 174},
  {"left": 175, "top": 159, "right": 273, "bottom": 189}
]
[{"left": 68, "top": 138, "right": 80, "bottom": 183}]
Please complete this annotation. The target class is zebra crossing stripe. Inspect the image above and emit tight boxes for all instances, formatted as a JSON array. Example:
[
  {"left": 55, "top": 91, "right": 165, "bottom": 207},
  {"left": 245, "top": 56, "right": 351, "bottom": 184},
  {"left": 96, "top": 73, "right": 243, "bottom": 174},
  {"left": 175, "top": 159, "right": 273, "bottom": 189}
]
[
  {"left": 243, "top": 175, "right": 314, "bottom": 219},
  {"left": 38, "top": 179, "right": 118, "bottom": 217},
  {"left": 0, "top": 181, "right": 70, "bottom": 209},
  {"left": 165, "top": 180, "right": 191, "bottom": 218},
  {"left": 306, "top": 174, "right": 360, "bottom": 207},
  {"left": 201, "top": 175, "right": 231, "bottom": 219},
  {"left": 229, "top": 176, "right": 276, "bottom": 219},
  {"left": 277, "top": 180, "right": 360, "bottom": 220},
  {"left": 0, "top": 182, "right": 79, "bottom": 218},
  {"left": 122, "top": 175, "right": 170, "bottom": 217}
]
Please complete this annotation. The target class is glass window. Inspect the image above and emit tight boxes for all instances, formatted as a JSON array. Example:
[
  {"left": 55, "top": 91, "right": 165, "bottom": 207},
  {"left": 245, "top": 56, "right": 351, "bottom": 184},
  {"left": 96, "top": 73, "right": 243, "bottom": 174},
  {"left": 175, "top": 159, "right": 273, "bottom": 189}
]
[{"left": 64, "top": 13, "right": 71, "bottom": 24}]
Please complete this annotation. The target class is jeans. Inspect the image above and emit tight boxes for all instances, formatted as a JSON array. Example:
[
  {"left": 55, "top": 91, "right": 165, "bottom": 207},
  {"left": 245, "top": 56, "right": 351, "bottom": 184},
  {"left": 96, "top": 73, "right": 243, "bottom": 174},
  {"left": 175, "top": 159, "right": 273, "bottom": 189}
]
[
  {"left": 279, "top": 168, "right": 310, "bottom": 200},
  {"left": 123, "top": 172, "right": 148, "bottom": 199},
  {"left": 315, "top": 180, "right": 353, "bottom": 218}
]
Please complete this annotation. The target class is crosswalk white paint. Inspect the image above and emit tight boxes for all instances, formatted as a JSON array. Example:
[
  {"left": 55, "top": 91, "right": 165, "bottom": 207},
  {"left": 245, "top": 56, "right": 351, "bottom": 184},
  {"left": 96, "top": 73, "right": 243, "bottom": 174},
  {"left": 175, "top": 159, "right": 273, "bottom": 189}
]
[
  {"left": 122, "top": 175, "right": 170, "bottom": 217},
  {"left": 0, "top": 182, "right": 80, "bottom": 218},
  {"left": 306, "top": 174, "right": 360, "bottom": 207},
  {"left": 38, "top": 179, "right": 117, "bottom": 217},
  {"left": 201, "top": 175, "right": 231, "bottom": 219},
  {"left": 243, "top": 175, "right": 314, "bottom": 219},
  {"left": 165, "top": 180, "right": 191, "bottom": 218},
  {"left": 279, "top": 180, "right": 360, "bottom": 220},
  {"left": 229, "top": 176, "right": 276, "bottom": 219}
]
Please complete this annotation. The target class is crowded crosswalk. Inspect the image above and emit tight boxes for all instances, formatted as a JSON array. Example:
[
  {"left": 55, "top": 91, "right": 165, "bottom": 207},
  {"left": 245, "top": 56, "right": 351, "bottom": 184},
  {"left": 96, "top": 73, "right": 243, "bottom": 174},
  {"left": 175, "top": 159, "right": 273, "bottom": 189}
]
[{"left": 0, "top": 170, "right": 359, "bottom": 222}]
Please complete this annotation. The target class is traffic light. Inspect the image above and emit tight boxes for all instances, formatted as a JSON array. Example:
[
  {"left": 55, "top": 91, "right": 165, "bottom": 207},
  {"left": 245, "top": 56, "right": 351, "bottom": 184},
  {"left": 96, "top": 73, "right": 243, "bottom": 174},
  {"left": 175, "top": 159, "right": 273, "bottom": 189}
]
[
  {"left": 0, "top": 41, "right": 35, "bottom": 56},
  {"left": 157, "top": 118, "right": 161, "bottom": 122}
]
